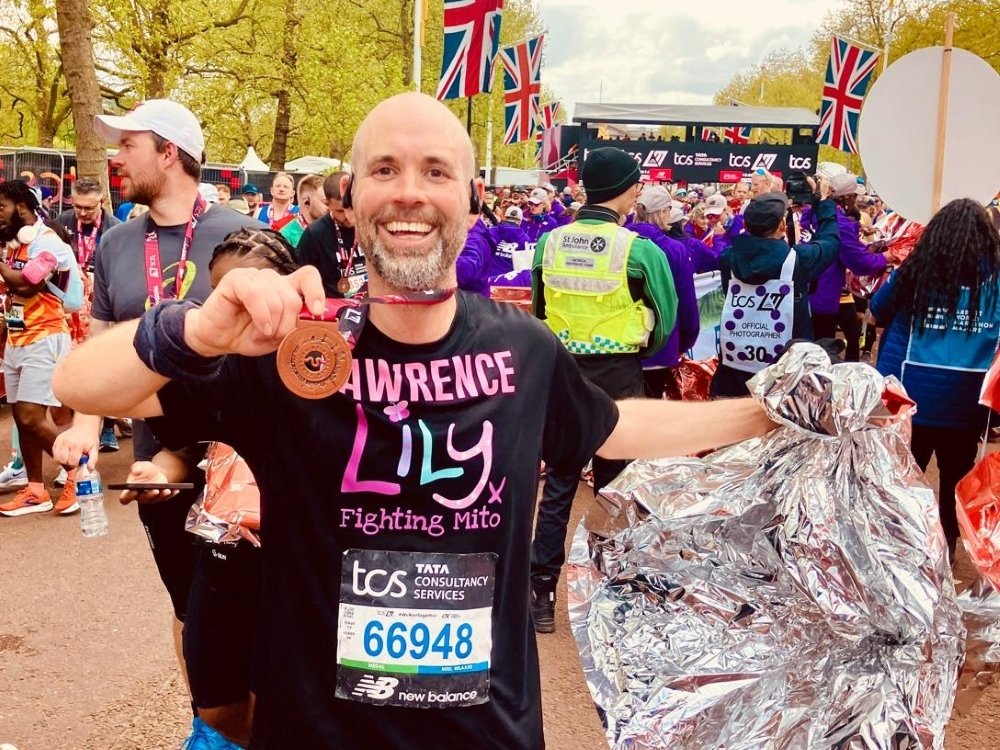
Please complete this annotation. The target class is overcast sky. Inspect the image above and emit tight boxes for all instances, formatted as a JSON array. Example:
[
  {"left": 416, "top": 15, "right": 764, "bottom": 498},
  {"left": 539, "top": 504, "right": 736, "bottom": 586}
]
[{"left": 537, "top": 0, "right": 840, "bottom": 118}]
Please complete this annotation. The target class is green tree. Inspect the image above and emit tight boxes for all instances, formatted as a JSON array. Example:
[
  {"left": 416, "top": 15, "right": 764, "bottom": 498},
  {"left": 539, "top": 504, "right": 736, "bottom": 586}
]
[{"left": 0, "top": 0, "right": 72, "bottom": 147}]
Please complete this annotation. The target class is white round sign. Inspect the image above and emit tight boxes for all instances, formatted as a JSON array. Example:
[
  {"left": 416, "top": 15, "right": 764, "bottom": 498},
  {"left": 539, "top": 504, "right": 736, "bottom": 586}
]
[{"left": 859, "top": 46, "right": 1000, "bottom": 224}]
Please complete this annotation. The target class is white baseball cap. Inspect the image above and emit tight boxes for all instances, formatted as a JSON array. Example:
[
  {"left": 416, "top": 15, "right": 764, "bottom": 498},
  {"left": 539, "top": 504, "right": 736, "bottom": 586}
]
[
  {"left": 95, "top": 99, "right": 205, "bottom": 162},
  {"left": 197, "top": 183, "right": 219, "bottom": 204},
  {"left": 704, "top": 194, "right": 727, "bottom": 216},
  {"left": 504, "top": 205, "right": 523, "bottom": 221},
  {"left": 830, "top": 172, "right": 865, "bottom": 198}
]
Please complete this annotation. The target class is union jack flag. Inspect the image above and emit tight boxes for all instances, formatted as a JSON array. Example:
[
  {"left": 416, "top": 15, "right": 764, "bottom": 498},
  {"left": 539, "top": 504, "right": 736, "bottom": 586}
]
[
  {"left": 816, "top": 35, "right": 880, "bottom": 153},
  {"left": 436, "top": 0, "right": 505, "bottom": 101},
  {"left": 700, "top": 127, "right": 719, "bottom": 142},
  {"left": 723, "top": 125, "right": 751, "bottom": 145},
  {"left": 500, "top": 35, "right": 544, "bottom": 145},
  {"left": 534, "top": 100, "right": 560, "bottom": 158}
]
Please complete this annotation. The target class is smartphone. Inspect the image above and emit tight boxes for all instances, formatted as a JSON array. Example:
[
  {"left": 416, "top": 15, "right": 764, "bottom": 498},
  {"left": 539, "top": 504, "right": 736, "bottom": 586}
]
[{"left": 106, "top": 482, "right": 196, "bottom": 491}]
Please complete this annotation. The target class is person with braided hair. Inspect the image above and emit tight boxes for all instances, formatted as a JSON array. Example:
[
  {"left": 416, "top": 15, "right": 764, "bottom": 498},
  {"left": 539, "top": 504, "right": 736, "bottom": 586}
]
[
  {"left": 872, "top": 198, "right": 1000, "bottom": 557},
  {"left": 119, "top": 227, "right": 297, "bottom": 747},
  {"left": 209, "top": 226, "right": 299, "bottom": 281}
]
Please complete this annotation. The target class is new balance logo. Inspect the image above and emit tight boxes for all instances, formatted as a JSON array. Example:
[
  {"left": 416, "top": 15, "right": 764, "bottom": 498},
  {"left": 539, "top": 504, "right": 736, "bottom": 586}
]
[{"left": 352, "top": 674, "right": 400, "bottom": 700}]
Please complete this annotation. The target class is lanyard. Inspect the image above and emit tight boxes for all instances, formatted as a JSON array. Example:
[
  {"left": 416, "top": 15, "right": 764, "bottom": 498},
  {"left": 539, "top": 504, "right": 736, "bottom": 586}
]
[
  {"left": 333, "top": 221, "right": 352, "bottom": 264},
  {"left": 144, "top": 196, "right": 206, "bottom": 306},
  {"left": 305, "top": 289, "right": 456, "bottom": 350},
  {"left": 277, "top": 289, "right": 456, "bottom": 399},
  {"left": 76, "top": 211, "right": 102, "bottom": 268}
]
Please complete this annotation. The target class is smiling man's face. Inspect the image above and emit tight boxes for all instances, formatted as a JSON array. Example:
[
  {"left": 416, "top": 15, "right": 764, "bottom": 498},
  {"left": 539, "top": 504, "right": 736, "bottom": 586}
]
[{"left": 347, "top": 93, "right": 477, "bottom": 292}]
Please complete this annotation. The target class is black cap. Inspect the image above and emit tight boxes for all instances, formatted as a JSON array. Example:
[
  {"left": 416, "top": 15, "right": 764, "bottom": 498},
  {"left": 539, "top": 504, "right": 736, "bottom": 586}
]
[
  {"left": 580, "top": 148, "right": 641, "bottom": 204},
  {"left": 744, "top": 192, "right": 790, "bottom": 234}
]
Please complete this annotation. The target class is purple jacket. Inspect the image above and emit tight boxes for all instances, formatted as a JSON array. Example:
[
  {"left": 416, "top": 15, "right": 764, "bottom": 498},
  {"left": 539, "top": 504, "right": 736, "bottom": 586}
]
[
  {"left": 521, "top": 213, "right": 558, "bottom": 243},
  {"left": 456, "top": 218, "right": 491, "bottom": 295},
  {"left": 801, "top": 206, "right": 887, "bottom": 315},
  {"left": 682, "top": 223, "right": 729, "bottom": 273},
  {"left": 631, "top": 222, "right": 700, "bottom": 368},
  {"left": 486, "top": 221, "right": 528, "bottom": 280}
]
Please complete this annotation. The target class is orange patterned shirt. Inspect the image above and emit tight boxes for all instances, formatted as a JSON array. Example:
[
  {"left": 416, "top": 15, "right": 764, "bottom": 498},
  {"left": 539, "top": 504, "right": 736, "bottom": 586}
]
[{"left": 3, "top": 230, "right": 73, "bottom": 346}]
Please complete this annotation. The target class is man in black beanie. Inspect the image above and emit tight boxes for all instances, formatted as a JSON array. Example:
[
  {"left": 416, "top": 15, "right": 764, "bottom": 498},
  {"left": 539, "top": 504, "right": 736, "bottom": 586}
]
[
  {"left": 527, "top": 147, "right": 679, "bottom": 633},
  {"left": 709, "top": 178, "right": 841, "bottom": 398}
]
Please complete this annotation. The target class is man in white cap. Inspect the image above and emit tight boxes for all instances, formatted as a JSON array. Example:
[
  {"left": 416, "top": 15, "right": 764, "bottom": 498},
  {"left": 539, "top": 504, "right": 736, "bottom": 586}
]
[
  {"left": 521, "top": 187, "right": 557, "bottom": 248},
  {"left": 540, "top": 182, "right": 565, "bottom": 222},
  {"left": 53, "top": 98, "right": 259, "bottom": 749}
]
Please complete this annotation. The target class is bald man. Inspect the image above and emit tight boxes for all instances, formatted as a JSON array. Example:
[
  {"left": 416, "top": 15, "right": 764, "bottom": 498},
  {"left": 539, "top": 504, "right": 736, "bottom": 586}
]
[{"left": 52, "top": 93, "right": 775, "bottom": 750}]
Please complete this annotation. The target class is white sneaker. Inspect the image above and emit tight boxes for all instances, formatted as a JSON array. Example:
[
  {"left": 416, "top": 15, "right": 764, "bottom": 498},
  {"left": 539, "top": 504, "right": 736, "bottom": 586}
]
[
  {"left": 53, "top": 467, "right": 68, "bottom": 487},
  {"left": 0, "top": 461, "right": 27, "bottom": 490}
]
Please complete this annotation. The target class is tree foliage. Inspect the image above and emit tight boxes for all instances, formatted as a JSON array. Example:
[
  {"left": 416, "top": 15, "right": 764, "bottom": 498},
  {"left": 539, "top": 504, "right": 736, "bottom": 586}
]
[
  {"left": 714, "top": 0, "right": 1000, "bottom": 166},
  {"left": 0, "top": 0, "right": 555, "bottom": 171}
]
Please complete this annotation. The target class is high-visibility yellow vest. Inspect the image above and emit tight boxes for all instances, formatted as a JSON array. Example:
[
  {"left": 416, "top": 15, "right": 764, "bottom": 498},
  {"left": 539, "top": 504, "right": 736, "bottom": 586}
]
[{"left": 540, "top": 222, "right": 654, "bottom": 355}]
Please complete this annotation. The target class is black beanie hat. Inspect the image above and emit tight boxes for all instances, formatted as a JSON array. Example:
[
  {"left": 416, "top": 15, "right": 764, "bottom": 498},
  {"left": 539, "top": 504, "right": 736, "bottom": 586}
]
[
  {"left": 581, "top": 148, "right": 641, "bottom": 204},
  {"left": 744, "top": 192, "right": 790, "bottom": 235}
]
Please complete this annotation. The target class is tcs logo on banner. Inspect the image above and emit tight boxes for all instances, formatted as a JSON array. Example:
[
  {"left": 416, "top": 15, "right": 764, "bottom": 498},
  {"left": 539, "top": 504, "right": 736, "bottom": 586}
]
[{"left": 729, "top": 153, "right": 777, "bottom": 170}]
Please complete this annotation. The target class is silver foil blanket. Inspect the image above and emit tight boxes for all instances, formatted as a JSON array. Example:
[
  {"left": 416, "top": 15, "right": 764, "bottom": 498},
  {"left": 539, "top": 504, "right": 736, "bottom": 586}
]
[{"left": 567, "top": 344, "right": 965, "bottom": 750}]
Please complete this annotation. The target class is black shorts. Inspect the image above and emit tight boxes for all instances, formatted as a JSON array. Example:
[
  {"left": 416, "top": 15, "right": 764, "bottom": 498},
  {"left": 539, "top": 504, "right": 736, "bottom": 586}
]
[
  {"left": 134, "top": 419, "right": 202, "bottom": 621},
  {"left": 184, "top": 541, "right": 262, "bottom": 709}
]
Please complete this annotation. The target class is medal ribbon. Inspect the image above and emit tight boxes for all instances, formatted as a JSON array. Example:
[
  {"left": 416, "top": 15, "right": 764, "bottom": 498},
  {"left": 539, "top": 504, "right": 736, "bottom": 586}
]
[
  {"left": 76, "top": 210, "right": 102, "bottom": 268},
  {"left": 144, "top": 196, "right": 206, "bottom": 306},
  {"left": 298, "top": 289, "right": 457, "bottom": 351}
]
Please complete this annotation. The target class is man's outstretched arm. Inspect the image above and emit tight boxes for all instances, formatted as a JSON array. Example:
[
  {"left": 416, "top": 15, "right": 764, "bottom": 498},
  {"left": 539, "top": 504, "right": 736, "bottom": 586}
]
[
  {"left": 53, "top": 318, "right": 167, "bottom": 418},
  {"left": 598, "top": 397, "right": 776, "bottom": 460},
  {"left": 53, "top": 265, "right": 326, "bottom": 419}
]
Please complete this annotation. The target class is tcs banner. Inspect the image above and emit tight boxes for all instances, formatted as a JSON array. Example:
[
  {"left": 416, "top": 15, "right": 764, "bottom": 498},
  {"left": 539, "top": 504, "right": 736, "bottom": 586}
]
[{"left": 578, "top": 139, "right": 819, "bottom": 184}]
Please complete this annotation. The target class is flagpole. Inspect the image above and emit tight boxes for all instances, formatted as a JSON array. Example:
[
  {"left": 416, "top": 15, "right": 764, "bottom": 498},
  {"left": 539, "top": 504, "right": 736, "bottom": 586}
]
[
  {"left": 412, "top": 0, "right": 423, "bottom": 91},
  {"left": 881, "top": 0, "right": 895, "bottom": 74},
  {"left": 485, "top": 95, "right": 494, "bottom": 181},
  {"left": 467, "top": 97, "right": 473, "bottom": 135},
  {"left": 932, "top": 13, "right": 956, "bottom": 213}
]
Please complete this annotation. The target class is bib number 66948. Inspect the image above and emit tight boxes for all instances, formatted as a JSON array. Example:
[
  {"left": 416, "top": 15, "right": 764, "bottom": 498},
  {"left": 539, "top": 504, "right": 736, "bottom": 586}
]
[{"left": 363, "top": 620, "right": 474, "bottom": 661}]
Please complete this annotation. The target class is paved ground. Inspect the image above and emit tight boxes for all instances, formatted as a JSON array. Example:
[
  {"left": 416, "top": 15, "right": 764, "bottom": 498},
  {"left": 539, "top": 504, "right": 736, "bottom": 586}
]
[{"left": 0, "top": 413, "right": 997, "bottom": 749}]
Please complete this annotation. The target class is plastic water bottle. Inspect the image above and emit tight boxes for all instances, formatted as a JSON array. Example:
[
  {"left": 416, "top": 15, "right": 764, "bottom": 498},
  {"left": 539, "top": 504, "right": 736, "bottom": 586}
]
[{"left": 77, "top": 456, "right": 108, "bottom": 538}]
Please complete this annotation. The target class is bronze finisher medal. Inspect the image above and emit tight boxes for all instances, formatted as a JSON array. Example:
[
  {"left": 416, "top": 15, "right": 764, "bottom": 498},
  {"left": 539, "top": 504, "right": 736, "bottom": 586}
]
[
  {"left": 336, "top": 277, "right": 352, "bottom": 295},
  {"left": 277, "top": 290, "right": 457, "bottom": 399},
  {"left": 276, "top": 321, "right": 351, "bottom": 399}
]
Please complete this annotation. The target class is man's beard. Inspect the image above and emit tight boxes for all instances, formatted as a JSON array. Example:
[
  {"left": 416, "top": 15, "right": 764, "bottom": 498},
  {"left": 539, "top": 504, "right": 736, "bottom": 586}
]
[
  {"left": 122, "top": 171, "right": 164, "bottom": 205},
  {"left": 357, "top": 206, "right": 467, "bottom": 291},
  {"left": 0, "top": 212, "right": 25, "bottom": 243}
]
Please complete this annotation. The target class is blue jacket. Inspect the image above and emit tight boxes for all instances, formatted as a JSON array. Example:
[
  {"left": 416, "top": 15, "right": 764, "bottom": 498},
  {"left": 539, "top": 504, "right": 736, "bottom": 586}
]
[
  {"left": 801, "top": 205, "right": 887, "bottom": 315},
  {"left": 872, "top": 271, "right": 1000, "bottom": 429},
  {"left": 631, "top": 222, "right": 700, "bottom": 368}
]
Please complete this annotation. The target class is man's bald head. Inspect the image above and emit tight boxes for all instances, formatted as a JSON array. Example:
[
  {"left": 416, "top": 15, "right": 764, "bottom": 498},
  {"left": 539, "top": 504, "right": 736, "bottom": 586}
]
[{"left": 351, "top": 93, "right": 476, "bottom": 180}]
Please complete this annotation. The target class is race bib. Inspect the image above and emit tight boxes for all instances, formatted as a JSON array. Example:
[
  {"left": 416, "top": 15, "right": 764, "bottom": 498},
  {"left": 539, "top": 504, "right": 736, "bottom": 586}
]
[{"left": 336, "top": 549, "right": 497, "bottom": 709}]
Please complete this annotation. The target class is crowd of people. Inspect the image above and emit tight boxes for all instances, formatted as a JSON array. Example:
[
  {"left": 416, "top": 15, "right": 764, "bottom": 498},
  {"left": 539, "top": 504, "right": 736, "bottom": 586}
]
[{"left": 1, "top": 91, "right": 999, "bottom": 750}]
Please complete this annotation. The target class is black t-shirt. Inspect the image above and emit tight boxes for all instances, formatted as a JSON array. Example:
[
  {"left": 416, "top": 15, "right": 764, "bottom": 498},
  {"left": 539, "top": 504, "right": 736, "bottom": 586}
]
[
  {"left": 295, "top": 214, "right": 366, "bottom": 297},
  {"left": 149, "top": 293, "right": 618, "bottom": 750}
]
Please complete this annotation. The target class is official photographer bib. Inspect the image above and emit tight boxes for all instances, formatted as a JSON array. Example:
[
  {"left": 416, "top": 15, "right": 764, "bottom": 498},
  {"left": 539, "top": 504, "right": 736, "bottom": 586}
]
[
  {"left": 335, "top": 549, "right": 496, "bottom": 709},
  {"left": 719, "top": 250, "right": 796, "bottom": 373}
]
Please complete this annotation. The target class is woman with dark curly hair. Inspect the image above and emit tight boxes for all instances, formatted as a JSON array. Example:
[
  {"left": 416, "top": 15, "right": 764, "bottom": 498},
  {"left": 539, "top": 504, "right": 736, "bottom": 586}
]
[{"left": 872, "top": 198, "right": 1000, "bottom": 555}]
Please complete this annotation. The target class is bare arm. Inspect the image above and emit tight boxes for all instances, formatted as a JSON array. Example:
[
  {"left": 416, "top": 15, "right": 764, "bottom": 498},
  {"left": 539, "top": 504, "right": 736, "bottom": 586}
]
[
  {"left": 52, "top": 319, "right": 168, "bottom": 418},
  {"left": 53, "top": 265, "right": 326, "bottom": 420},
  {"left": 597, "top": 398, "right": 776, "bottom": 460}
]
